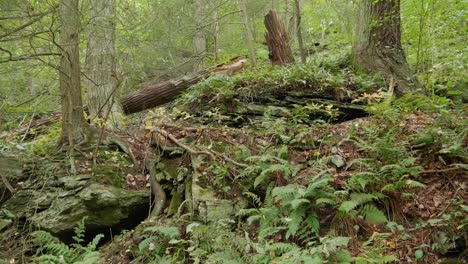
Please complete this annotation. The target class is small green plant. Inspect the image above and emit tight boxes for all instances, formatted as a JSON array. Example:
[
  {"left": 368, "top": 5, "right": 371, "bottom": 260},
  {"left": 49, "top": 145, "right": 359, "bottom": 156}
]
[
  {"left": 27, "top": 123, "right": 61, "bottom": 156},
  {"left": 339, "top": 125, "right": 424, "bottom": 224},
  {"left": 240, "top": 172, "right": 336, "bottom": 243},
  {"left": 137, "top": 225, "right": 185, "bottom": 262},
  {"left": 354, "top": 232, "right": 399, "bottom": 264},
  {"left": 32, "top": 217, "right": 103, "bottom": 264},
  {"left": 240, "top": 145, "right": 301, "bottom": 188}
]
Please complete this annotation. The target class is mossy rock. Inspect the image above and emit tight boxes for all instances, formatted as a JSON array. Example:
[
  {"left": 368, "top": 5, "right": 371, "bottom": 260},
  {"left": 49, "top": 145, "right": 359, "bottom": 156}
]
[{"left": 29, "top": 183, "right": 148, "bottom": 235}]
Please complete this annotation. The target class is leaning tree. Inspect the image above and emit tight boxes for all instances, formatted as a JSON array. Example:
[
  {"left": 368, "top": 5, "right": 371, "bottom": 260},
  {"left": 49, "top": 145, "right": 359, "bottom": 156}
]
[{"left": 353, "top": 0, "right": 422, "bottom": 96}]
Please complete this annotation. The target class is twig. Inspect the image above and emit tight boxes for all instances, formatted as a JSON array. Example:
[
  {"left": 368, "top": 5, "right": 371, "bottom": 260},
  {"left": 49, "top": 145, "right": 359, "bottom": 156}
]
[
  {"left": 420, "top": 166, "right": 465, "bottom": 174},
  {"left": 154, "top": 128, "right": 248, "bottom": 168},
  {"left": 155, "top": 128, "right": 214, "bottom": 158},
  {"left": 0, "top": 173, "right": 15, "bottom": 193},
  {"left": 20, "top": 113, "right": 35, "bottom": 143}
]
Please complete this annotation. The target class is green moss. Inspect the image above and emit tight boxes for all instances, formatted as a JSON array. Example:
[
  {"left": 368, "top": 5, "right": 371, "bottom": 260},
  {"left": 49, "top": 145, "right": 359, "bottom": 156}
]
[{"left": 91, "top": 166, "right": 126, "bottom": 188}]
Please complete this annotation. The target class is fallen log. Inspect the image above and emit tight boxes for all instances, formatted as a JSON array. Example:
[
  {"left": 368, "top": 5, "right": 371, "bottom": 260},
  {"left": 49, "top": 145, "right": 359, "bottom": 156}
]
[
  {"left": 0, "top": 113, "right": 62, "bottom": 140},
  {"left": 120, "top": 59, "right": 247, "bottom": 115}
]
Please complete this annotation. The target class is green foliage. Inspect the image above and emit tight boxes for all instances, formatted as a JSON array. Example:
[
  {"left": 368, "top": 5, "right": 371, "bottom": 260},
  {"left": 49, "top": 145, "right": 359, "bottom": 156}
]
[
  {"left": 180, "top": 52, "right": 384, "bottom": 112},
  {"left": 27, "top": 123, "right": 61, "bottom": 156},
  {"left": 239, "top": 145, "right": 300, "bottom": 188},
  {"left": 338, "top": 119, "right": 426, "bottom": 224},
  {"left": 354, "top": 232, "right": 399, "bottom": 264},
  {"left": 137, "top": 225, "right": 185, "bottom": 262},
  {"left": 32, "top": 217, "right": 103, "bottom": 264},
  {"left": 239, "top": 172, "right": 336, "bottom": 243}
]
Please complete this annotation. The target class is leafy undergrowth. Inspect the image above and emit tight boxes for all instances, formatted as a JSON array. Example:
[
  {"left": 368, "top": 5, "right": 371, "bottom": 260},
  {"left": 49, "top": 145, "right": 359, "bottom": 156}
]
[
  {"left": 1, "top": 56, "right": 467, "bottom": 264},
  {"left": 100, "top": 94, "right": 465, "bottom": 263}
]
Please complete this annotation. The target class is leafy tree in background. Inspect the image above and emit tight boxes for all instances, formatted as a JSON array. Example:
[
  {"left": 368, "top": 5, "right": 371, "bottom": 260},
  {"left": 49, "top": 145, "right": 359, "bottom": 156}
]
[{"left": 353, "top": 0, "right": 422, "bottom": 96}]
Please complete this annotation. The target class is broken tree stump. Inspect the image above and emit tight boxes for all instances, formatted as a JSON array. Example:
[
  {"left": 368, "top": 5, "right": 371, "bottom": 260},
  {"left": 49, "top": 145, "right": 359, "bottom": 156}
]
[
  {"left": 264, "top": 10, "right": 295, "bottom": 65},
  {"left": 120, "top": 59, "right": 247, "bottom": 115}
]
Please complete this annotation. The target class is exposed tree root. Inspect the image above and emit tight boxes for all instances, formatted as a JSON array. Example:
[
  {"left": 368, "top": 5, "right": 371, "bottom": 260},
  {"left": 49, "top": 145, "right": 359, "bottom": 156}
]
[{"left": 153, "top": 127, "right": 248, "bottom": 168}]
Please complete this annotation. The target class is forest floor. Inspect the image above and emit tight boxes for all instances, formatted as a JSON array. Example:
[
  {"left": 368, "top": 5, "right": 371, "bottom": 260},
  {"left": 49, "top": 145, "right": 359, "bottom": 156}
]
[{"left": 0, "top": 55, "right": 466, "bottom": 263}]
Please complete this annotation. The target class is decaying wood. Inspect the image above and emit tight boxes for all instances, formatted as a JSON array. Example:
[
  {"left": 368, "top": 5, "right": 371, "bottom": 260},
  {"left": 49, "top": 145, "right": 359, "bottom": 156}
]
[
  {"left": 0, "top": 113, "right": 61, "bottom": 139},
  {"left": 264, "top": 10, "right": 295, "bottom": 65},
  {"left": 120, "top": 59, "right": 247, "bottom": 115}
]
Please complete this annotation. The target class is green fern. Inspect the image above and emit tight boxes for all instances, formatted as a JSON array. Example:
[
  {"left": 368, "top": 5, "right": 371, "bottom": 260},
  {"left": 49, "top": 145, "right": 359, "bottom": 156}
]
[
  {"left": 360, "top": 204, "right": 388, "bottom": 224},
  {"left": 241, "top": 146, "right": 300, "bottom": 188},
  {"left": 31, "top": 217, "right": 103, "bottom": 264}
]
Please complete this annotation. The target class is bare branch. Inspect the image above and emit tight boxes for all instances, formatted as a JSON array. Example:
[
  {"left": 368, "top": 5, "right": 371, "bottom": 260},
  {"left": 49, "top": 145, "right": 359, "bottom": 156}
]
[
  {"left": 0, "top": 52, "right": 61, "bottom": 64},
  {"left": 0, "top": 6, "right": 57, "bottom": 40}
]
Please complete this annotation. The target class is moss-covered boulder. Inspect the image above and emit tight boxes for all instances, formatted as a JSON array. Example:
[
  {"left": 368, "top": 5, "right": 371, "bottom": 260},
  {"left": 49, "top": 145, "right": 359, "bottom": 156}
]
[
  {"left": 3, "top": 173, "right": 148, "bottom": 236},
  {"left": 30, "top": 184, "right": 148, "bottom": 235}
]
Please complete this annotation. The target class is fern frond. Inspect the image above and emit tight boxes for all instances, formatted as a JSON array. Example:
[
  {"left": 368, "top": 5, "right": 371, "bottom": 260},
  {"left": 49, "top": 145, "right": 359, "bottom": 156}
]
[
  {"left": 289, "top": 198, "right": 310, "bottom": 210},
  {"left": 304, "top": 212, "right": 320, "bottom": 235},
  {"left": 272, "top": 184, "right": 299, "bottom": 202},
  {"left": 258, "top": 227, "right": 284, "bottom": 242},
  {"left": 315, "top": 197, "right": 337, "bottom": 206},
  {"left": 247, "top": 215, "right": 262, "bottom": 225},
  {"left": 72, "top": 216, "right": 88, "bottom": 244},
  {"left": 285, "top": 208, "right": 306, "bottom": 239},
  {"left": 265, "top": 242, "right": 298, "bottom": 255},
  {"left": 305, "top": 176, "right": 332, "bottom": 196},
  {"left": 74, "top": 251, "right": 101, "bottom": 264},
  {"left": 238, "top": 208, "right": 259, "bottom": 217},
  {"left": 348, "top": 172, "right": 378, "bottom": 191},
  {"left": 243, "top": 191, "right": 262, "bottom": 206},
  {"left": 360, "top": 204, "right": 387, "bottom": 224},
  {"left": 339, "top": 201, "right": 358, "bottom": 213},
  {"left": 350, "top": 192, "right": 386, "bottom": 204},
  {"left": 381, "top": 254, "right": 399, "bottom": 263},
  {"left": 143, "top": 226, "right": 181, "bottom": 239},
  {"left": 86, "top": 234, "right": 104, "bottom": 251},
  {"left": 32, "top": 231, "right": 71, "bottom": 260}
]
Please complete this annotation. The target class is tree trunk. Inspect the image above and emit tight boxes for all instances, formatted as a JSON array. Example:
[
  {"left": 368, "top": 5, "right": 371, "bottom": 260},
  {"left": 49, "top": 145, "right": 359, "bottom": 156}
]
[
  {"left": 120, "top": 59, "right": 247, "bottom": 115},
  {"left": 239, "top": 0, "right": 257, "bottom": 67},
  {"left": 294, "top": 0, "right": 306, "bottom": 63},
  {"left": 193, "top": 0, "right": 207, "bottom": 71},
  {"left": 209, "top": 0, "right": 219, "bottom": 62},
  {"left": 58, "top": 0, "right": 87, "bottom": 146},
  {"left": 264, "top": 10, "right": 295, "bottom": 65},
  {"left": 85, "top": 0, "right": 120, "bottom": 127},
  {"left": 353, "top": 0, "right": 421, "bottom": 96}
]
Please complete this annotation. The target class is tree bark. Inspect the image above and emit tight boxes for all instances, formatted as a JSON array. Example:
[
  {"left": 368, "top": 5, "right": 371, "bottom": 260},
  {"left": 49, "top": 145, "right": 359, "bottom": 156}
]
[
  {"left": 264, "top": 10, "right": 295, "bottom": 65},
  {"left": 193, "top": 0, "right": 207, "bottom": 71},
  {"left": 85, "top": 0, "right": 120, "bottom": 127},
  {"left": 120, "top": 59, "right": 247, "bottom": 115},
  {"left": 353, "top": 0, "right": 421, "bottom": 96},
  {"left": 294, "top": 0, "right": 306, "bottom": 63},
  {"left": 209, "top": 0, "right": 219, "bottom": 62},
  {"left": 58, "top": 0, "right": 87, "bottom": 146},
  {"left": 239, "top": 0, "right": 257, "bottom": 67}
]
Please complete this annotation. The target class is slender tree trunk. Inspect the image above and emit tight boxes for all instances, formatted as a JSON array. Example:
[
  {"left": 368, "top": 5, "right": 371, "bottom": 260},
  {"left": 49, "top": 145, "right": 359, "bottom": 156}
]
[
  {"left": 239, "top": 0, "right": 257, "bottom": 67},
  {"left": 209, "top": 0, "right": 219, "bottom": 62},
  {"left": 194, "top": 0, "right": 207, "bottom": 71},
  {"left": 85, "top": 0, "right": 120, "bottom": 128},
  {"left": 264, "top": 10, "right": 295, "bottom": 65},
  {"left": 294, "top": 0, "right": 306, "bottom": 63},
  {"left": 353, "top": 0, "right": 421, "bottom": 96},
  {"left": 284, "top": 0, "right": 290, "bottom": 33},
  {"left": 58, "top": 0, "right": 87, "bottom": 147}
]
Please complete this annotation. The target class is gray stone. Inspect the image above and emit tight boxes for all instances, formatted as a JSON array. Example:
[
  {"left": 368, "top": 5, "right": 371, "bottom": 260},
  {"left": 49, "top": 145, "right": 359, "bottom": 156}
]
[
  {"left": 329, "top": 154, "right": 346, "bottom": 168},
  {"left": 29, "top": 183, "right": 148, "bottom": 234}
]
